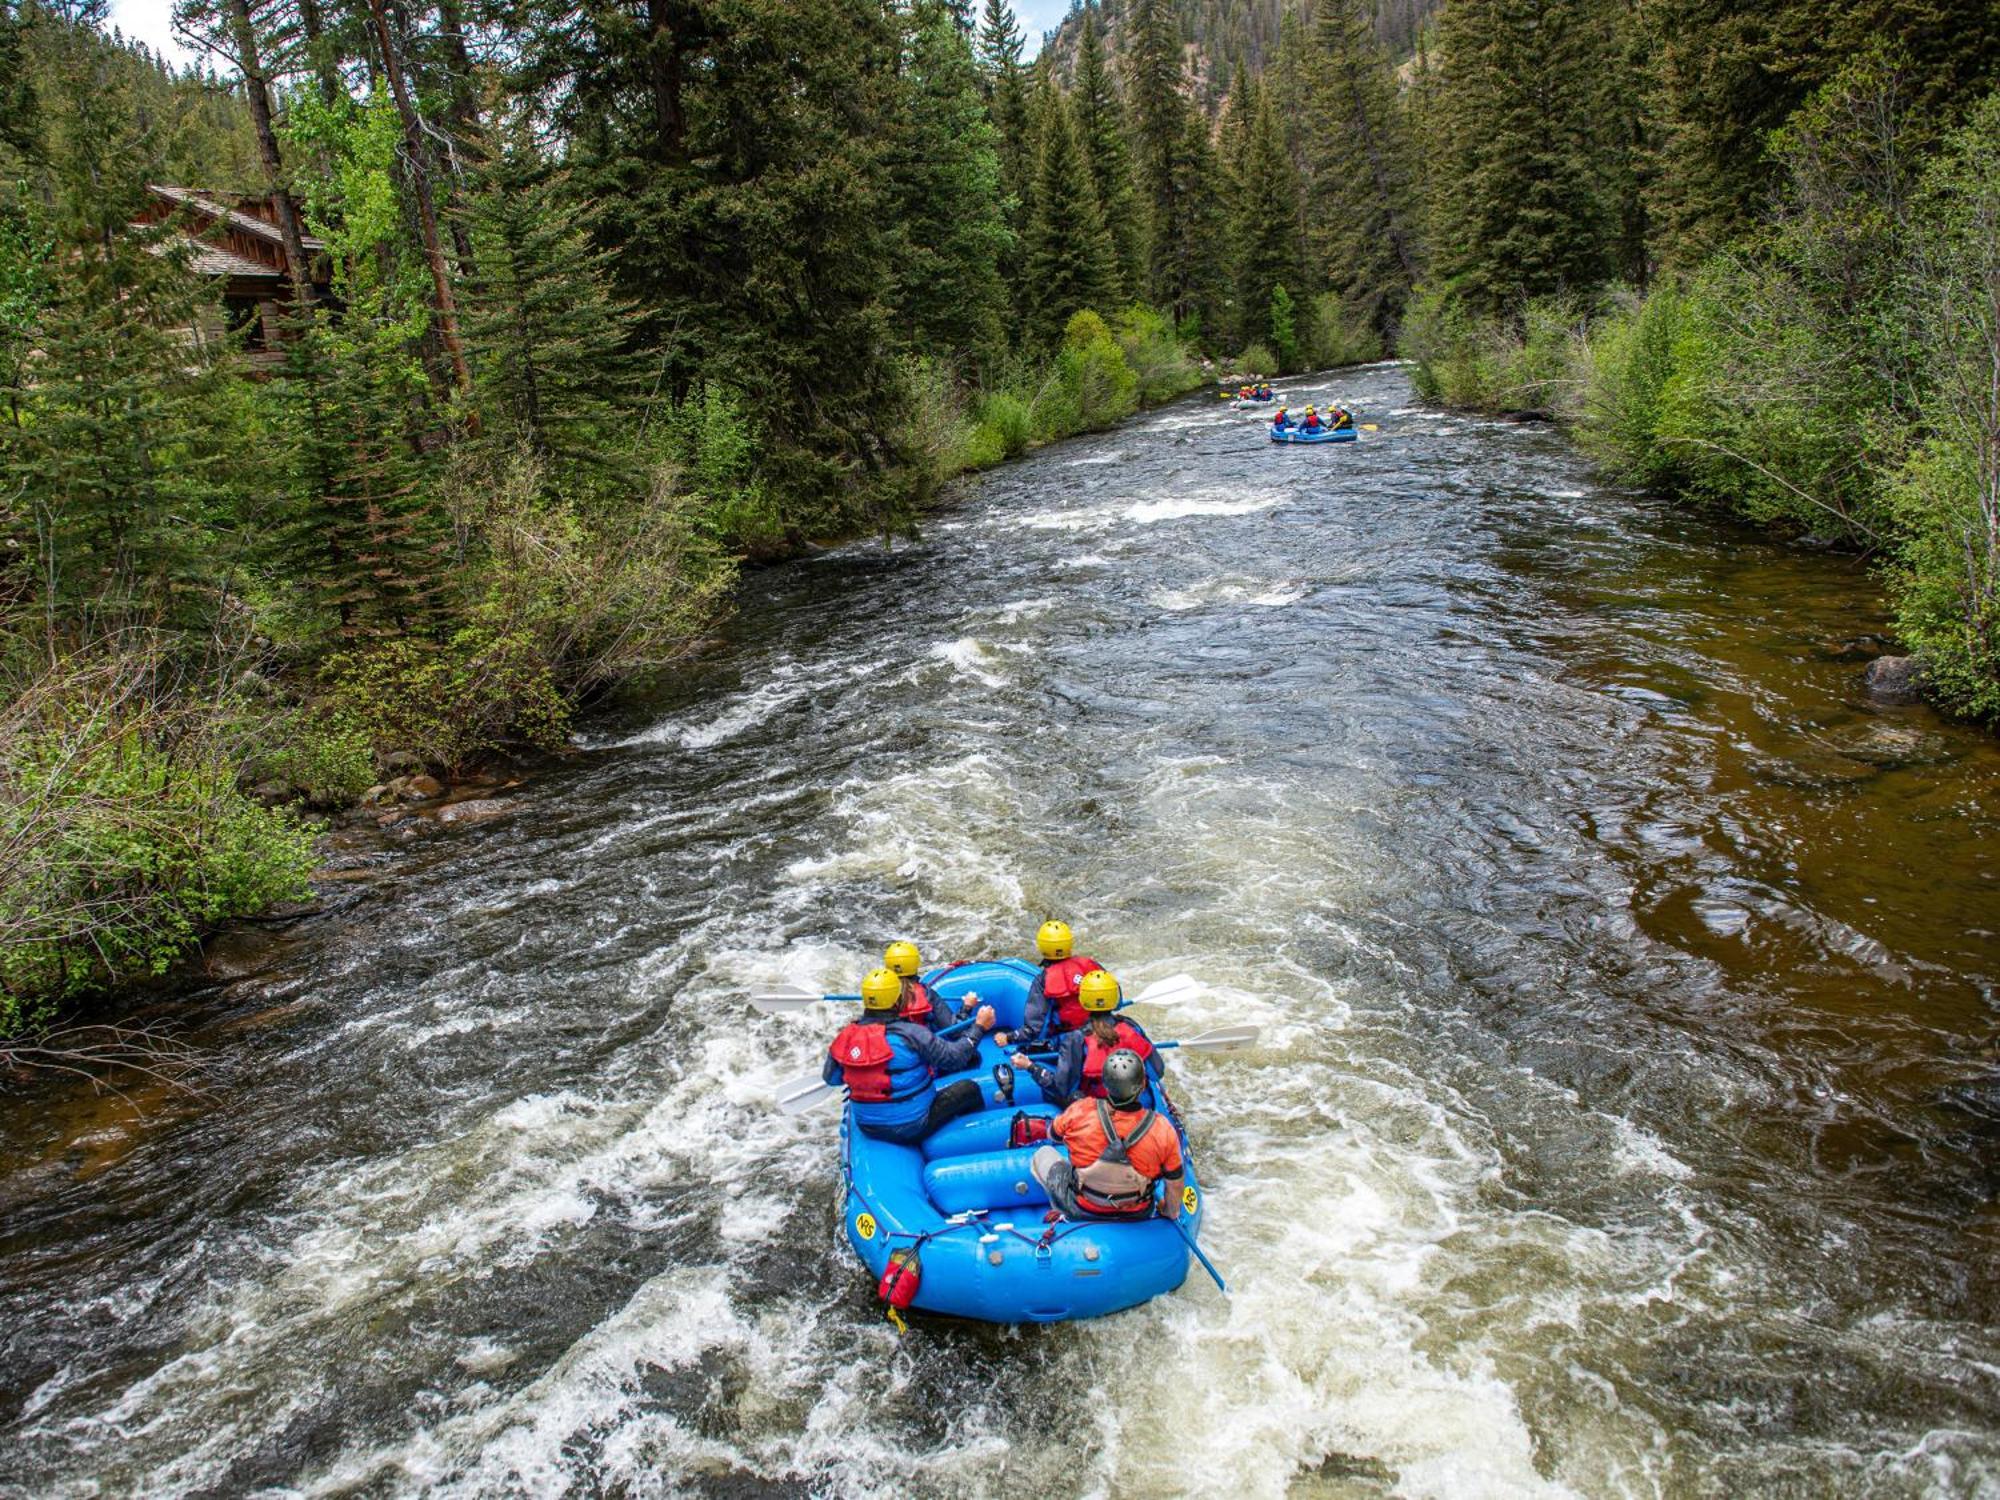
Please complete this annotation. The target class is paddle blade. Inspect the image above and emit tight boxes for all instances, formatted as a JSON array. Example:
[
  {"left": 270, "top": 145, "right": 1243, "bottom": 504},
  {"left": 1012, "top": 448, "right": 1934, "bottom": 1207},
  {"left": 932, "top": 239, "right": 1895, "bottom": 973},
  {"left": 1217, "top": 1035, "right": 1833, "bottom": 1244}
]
[
  {"left": 775, "top": 1073, "right": 842, "bottom": 1115},
  {"left": 749, "top": 988, "right": 860, "bottom": 1014},
  {"left": 1361, "top": 423, "right": 1379, "bottom": 431},
  {"left": 1171, "top": 1025, "right": 1261, "bottom": 1051},
  {"left": 1127, "top": 974, "right": 1201, "bottom": 1008}
]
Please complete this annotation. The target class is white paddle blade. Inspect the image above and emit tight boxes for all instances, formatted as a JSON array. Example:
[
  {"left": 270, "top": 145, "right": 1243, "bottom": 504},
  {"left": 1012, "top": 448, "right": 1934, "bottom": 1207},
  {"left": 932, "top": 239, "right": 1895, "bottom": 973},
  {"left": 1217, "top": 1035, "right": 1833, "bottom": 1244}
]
[
  {"left": 1128, "top": 974, "right": 1201, "bottom": 1008},
  {"left": 775, "top": 1074, "right": 842, "bottom": 1115},
  {"left": 1175, "top": 1025, "right": 1261, "bottom": 1051},
  {"left": 750, "top": 992, "right": 825, "bottom": 1015}
]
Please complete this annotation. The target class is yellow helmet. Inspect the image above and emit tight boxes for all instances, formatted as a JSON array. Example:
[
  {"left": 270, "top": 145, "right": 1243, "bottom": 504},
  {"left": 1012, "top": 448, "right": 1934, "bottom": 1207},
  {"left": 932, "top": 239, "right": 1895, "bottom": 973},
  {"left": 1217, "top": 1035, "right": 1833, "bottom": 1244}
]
[
  {"left": 883, "top": 941, "right": 922, "bottom": 977},
  {"left": 1035, "top": 920, "right": 1074, "bottom": 960},
  {"left": 861, "top": 967, "right": 903, "bottom": 1011},
  {"left": 1078, "top": 969, "right": 1122, "bottom": 1013}
]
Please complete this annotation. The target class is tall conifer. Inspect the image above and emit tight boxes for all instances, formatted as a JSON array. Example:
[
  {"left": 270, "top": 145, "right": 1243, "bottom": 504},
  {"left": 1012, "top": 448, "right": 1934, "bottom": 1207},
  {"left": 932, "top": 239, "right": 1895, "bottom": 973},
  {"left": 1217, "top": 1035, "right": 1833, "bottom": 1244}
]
[
  {"left": 891, "top": 1, "right": 1010, "bottom": 365},
  {"left": 1071, "top": 9, "right": 1144, "bottom": 304},
  {"left": 1302, "top": 0, "right": 1420, "bottom": 338},
  {"left": 1023, "top": 78, "right": 1117, "bottom": 346},
  {"left": 1234, "top": 89, "right": 1305, "bottom": 362},
  {"left": 1429, "top": 0, "right": 1616, "bottom": 315}
]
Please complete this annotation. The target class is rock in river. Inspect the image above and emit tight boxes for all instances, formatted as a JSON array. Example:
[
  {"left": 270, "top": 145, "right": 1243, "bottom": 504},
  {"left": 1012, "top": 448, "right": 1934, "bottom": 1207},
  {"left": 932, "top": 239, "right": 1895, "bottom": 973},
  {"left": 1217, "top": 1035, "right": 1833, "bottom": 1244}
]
[{"left": 1862, "top": 654, "right": 1926, "bottom": 704}]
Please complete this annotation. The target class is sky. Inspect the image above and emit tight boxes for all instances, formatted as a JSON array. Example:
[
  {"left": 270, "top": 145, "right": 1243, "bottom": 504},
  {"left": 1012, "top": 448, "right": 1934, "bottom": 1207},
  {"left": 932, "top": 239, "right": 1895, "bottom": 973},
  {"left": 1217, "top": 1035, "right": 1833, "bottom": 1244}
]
[{"left": 103, "top": 0, "right": 1073, "bottom": 71}]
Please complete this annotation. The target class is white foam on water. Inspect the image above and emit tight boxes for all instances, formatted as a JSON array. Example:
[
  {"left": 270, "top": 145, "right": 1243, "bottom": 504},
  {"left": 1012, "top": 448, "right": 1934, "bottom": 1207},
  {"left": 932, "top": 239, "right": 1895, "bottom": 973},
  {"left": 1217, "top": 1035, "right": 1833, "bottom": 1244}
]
[
  {"left": 1150, "top": 576, "right": 1307, "bottom": 612},
  {"left": 1128, "top": 495, "right": 1278, "bottom": 524},
  {"left": 925, "top": 636, "right": 1019, "bottom": 689}
]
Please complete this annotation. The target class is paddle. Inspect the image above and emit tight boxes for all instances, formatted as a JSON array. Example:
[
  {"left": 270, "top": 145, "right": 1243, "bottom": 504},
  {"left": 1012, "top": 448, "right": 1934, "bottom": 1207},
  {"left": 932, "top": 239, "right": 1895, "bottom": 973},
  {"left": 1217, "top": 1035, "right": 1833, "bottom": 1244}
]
[
  {"left": 749, "top": 985, "right": 861, "bottom": 1015},
  {"left": 1169, "top": 1211, "right": 1228, "bottom": 1294},
  {"left": 1361, "top": 423, "right": 1379, "bottom": 431},
  {"left": 752, "top": 971, "right": 1201, "bottom": 1017},
  {"left": 1020, "top": 1025, "right": 1260, "bottom": 1058}
]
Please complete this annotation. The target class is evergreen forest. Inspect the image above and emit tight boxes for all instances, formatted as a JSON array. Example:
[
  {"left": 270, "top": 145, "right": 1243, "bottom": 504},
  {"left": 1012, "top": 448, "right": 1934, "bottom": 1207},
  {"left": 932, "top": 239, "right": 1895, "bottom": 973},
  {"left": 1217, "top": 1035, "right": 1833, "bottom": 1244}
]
[{"left": 2, "top": 0, "right": 1998, "bottom": 1040}]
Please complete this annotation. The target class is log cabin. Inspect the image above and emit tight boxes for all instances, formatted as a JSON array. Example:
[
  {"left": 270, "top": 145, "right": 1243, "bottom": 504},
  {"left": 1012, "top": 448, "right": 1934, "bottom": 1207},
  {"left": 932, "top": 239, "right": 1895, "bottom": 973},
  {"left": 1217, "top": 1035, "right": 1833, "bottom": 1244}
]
[{"left": 133, "top": 184, "right": 332, "bottom": 368}]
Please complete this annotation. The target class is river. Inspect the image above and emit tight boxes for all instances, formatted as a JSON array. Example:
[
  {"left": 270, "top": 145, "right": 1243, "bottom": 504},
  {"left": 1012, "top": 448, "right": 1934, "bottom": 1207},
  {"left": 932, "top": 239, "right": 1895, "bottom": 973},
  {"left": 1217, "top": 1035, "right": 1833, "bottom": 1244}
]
[{"left": 4, "top": 362, "right": 1998, "bottom": 1498}]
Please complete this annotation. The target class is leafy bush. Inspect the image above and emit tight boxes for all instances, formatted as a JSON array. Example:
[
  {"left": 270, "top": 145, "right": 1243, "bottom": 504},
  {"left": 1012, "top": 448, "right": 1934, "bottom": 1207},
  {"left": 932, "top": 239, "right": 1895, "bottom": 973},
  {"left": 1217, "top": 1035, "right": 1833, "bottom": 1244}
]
[
  {"left": 321, "top": 625, "right": 570, "bottom": 776},
  {"left": 973, "top": 390, "right": 1032, "bottom": 458},
  {"left": 1234, "top": 340, "right": 1278, "bottom": 377},
  {"left": 1307, "top": 292, "right": 1387, "bottom": 369},
  {"left": 0, "top": 640, "right": 319, "bottom": 1028},
  {"left": 256, "top": 710, "right": 376, "bottom": 806},
  {"left": 1113, "top": 304, "right": 1203, "bottom": 407},
  {"left": 1062, "top": 310, "right": 1141, "bottom": 428}
]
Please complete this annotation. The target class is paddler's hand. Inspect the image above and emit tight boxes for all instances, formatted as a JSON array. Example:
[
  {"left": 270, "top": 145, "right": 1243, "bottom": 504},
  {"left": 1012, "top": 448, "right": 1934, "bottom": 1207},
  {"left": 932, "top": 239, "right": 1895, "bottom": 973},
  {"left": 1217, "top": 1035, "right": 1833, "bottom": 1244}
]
[
  {"left": 1162, "top": 1185, "right": 1184, "bottom": 1221},
  {"left": 1010, "top": 1052, "right": 1033, "bottom": 1070},
  {"left": 974, "top": 1005, "right": 996, "bottom": 1031}
]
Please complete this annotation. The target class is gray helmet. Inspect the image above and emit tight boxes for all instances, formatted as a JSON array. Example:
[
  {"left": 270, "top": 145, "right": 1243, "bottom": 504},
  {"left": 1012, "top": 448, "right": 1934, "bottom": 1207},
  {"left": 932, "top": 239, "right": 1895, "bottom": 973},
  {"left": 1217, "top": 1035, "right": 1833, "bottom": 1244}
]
[{"left": 1102, "top": 1047, "right": 1148, "bottom": 1107}]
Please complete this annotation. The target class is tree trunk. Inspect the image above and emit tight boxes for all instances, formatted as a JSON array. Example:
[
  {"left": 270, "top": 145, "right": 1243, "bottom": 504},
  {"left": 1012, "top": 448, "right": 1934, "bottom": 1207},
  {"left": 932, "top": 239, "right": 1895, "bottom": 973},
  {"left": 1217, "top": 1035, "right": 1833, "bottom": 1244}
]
[
  {"left": 366, "top": 0, "right": 477, "bottom": 415},
  {"left": 224, "top": 0, "right": 315, "bottom": 307}
]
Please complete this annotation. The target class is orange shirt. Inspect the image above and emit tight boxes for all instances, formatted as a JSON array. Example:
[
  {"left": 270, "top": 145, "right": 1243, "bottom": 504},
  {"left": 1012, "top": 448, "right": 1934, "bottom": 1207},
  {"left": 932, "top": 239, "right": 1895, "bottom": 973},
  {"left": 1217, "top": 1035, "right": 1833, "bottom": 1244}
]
[{"left": 1052, "top": 1099, "right": 1183, "bottom": 1180}]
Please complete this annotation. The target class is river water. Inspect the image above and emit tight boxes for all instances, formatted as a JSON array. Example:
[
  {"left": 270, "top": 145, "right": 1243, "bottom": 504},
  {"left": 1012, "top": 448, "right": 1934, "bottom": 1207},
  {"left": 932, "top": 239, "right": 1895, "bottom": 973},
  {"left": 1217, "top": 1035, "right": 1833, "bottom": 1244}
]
[{"left": 4, "top": 363, "right": 1999, "bottom": 1498}]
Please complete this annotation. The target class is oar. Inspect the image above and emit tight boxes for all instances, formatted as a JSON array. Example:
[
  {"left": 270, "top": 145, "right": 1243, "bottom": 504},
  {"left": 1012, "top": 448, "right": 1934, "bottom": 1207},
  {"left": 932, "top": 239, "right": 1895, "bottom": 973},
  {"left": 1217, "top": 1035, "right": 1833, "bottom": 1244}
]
[
  {"left": 1169, "top": 1212, "right": 1227, "bottom": 1294},
  {"left": 749, "top": 985, "right": 861, "bottom": 1015},
  {"left": 1019, "top": 1024, "right": 1261, "bottom": 1060},
  {"left": 771, "top": 1015, "right": 983, "bottom": 1116},
  {"left": 1361, "top": 423, "right": 1379, "bottom": 431},
  {"left": 1120, "top": 973, "right": 1201, "bottom": 1009},
  {"left": 1153, "top": 1025, "right": 1259, "bottom": 1052}
]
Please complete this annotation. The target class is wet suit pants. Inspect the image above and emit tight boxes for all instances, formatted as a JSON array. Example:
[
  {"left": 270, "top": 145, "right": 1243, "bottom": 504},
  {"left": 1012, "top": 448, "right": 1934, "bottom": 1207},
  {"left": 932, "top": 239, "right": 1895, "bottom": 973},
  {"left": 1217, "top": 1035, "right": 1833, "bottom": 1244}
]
[{"left": 858, "top": 1080, "right": 984, "bottom": 1146}]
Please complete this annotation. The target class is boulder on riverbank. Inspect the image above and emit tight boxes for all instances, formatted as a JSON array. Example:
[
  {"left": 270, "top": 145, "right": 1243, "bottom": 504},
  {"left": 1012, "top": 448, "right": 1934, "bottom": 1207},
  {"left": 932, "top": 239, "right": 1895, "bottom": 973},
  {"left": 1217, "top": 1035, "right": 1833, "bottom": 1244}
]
[{"left": 1863, "top": 655, "right": 1926, "bottom": 705}]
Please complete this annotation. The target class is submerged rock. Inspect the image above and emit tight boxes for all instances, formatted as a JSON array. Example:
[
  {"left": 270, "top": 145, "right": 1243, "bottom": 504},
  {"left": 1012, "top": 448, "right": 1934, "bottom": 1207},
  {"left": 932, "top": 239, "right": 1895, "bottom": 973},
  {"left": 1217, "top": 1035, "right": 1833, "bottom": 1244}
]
[
  {"left": 434, "top": 798, "right": 510, "bottom": 826},
  {"left": 1862, "top": 655, "right": 1926, "bottom": 704}
]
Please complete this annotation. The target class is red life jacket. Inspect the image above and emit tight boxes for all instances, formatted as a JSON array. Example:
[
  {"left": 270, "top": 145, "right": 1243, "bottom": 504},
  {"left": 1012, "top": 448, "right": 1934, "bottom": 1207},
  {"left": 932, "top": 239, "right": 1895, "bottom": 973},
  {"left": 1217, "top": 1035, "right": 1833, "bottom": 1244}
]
[
  {"left": 829, "top": 1022, "right": 899, "bottom": 1103},
  {"left": 1043, "top": 956, "right": 1104, "bottom": 1030},
  {"left": 900, "top": 979, "right": 935, "bottom": 1026},
  {"left": 1080, "top": 1021, "right": 1154, "bottom": 1099}
]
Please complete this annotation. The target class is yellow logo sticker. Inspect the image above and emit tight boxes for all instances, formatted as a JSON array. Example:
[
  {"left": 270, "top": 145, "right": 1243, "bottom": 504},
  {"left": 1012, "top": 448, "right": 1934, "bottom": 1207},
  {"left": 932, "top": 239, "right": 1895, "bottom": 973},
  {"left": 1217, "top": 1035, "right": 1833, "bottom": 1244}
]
[
  {"left": 855, "top": 1212, "right": 878, "bottom": 1241},
  {"left": 1181, "top": 1187, "right": 1199, "bottom": 1216}
]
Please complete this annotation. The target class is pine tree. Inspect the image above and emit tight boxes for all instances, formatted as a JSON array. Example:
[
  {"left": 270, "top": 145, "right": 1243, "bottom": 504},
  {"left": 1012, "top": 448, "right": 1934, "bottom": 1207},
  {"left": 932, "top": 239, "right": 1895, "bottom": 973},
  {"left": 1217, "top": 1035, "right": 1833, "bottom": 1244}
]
[
  {"left": 1301, "top": 0, "right": 1420, "bottom": 339},
  {"left": 1169, "top": 99, "right": 1232, "bottom": 338},
  {"left": 1127, "top": 0, "right": 1197, "bottom": 316},
  {"left": 1233, "top": 88, "right": 1305, "bottom": 361},
  {"left": 1428, "top": 0, "right": 1616, "bottom": 316},
  {"left": 457, "top": 112, "right": 642, "bottom": 474},
  {"left": 1023, "top": 79, "right": 1117, "bottom": 346},
  {"left": 267, "top": 311, "right": 442, "bottom": 638},
  {"left": 978, "top": 0, "right": 1034, "bottom": 321},
  {"left": 1071, "top": 8, "right": 1144, "bottom": 304},
  {"left": 1, "top": 4, "right": 238, "bottom": 627},
  {"left": 890, "top": 1, "right": 1011, "bottom": 365}
]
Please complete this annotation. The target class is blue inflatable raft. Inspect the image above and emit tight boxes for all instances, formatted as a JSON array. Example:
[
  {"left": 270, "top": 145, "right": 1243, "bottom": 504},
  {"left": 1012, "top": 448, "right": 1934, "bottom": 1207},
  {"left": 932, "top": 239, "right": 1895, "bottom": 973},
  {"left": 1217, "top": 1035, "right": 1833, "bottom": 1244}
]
[
  {"left": 1270, "top": 423, "right": 1357, "bottom": 443},
  {"left": 838, "top": 958, "right": 1206, "bottom": 1324}
]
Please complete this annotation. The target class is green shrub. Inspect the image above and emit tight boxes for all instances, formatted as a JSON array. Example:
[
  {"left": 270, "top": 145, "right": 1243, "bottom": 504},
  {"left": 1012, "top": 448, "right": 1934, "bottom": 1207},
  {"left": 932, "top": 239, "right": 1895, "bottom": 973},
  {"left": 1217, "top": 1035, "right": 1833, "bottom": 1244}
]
[
  {"left": 322, "top": 626, "right": 570, "bottom": 776},
  {"left": 973, "top": 390, "right": 1032, "bottom": 458},
  {"left": 0, "top": 646, "right": 319, "bottom": 1027},
  {"left": 1063, "top": 310, "right": 1141, "bottom": 429},
  {"left": 1887, "top": 437, "right": 2000, "bottom": 721},
  {"left": 1113, "top": 304, "right": 1203, "bottom": 407},
  {"left": 1307, "top": 293, "right": 1386, "bottom": 370},
  {"left": 1234, "top": 340, "right": 1278, "bottom": 378},
  {"left": 256, "top": 710, "right": 375, "bottom": 806}
]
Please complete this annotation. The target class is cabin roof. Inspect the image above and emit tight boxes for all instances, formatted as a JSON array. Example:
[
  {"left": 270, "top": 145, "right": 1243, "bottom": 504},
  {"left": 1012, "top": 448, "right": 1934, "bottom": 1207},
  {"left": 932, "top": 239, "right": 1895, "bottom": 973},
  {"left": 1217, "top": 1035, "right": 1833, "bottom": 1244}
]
[
  {"left": 147, "top": 183, "right": 328, "bottom": 252},
  {"left": 150, "top": 233, "right": 285, "bottom": 280}
]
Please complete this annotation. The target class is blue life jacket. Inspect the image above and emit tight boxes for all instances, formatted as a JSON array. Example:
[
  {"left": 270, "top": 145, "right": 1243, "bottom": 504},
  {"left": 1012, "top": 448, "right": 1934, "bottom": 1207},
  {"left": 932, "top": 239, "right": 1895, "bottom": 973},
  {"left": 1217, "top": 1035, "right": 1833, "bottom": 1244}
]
[{"left": 847, "top": 1022, "right": 936, "bottom": 1130}]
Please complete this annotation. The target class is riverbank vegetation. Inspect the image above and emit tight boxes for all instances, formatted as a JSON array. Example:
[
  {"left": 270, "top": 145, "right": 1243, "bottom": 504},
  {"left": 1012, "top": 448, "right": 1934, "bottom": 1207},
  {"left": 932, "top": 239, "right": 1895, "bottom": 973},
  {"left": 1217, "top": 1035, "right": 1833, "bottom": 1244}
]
[
  {"left": 0, "top": 0, "right": 1317, "bottom": 1038},
  {"left": 1144, "top": 0, "right": 1998, "bottom": 722}
]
